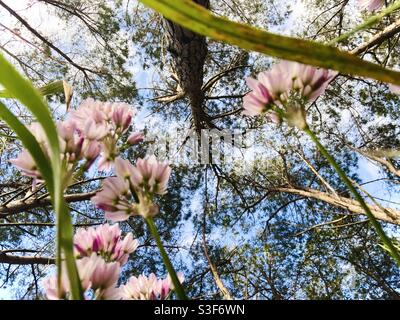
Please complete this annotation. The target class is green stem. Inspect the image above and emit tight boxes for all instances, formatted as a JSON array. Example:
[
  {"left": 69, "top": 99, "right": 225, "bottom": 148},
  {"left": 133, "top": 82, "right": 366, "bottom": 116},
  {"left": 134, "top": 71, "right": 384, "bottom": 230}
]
[
  {"left": 303, "top": 126, "right": 400, "bottom": 267},
  {"left": 54, "top": 163, "right": 83, "bottom": 300},
  {"left": 329, "top": 1, "right": 400, "bottom": 45},
  {"left": 56, "top": 210, "right": 62, "bottom": 297},
  {"left": 145, "top": 217, "right": 188, "bottom": 300},
  {"left": 60, "top": 210, "right": 84, "bottom": 300},
  {"left": 55, "top": 190, "right": 83, "bottom": 300}
]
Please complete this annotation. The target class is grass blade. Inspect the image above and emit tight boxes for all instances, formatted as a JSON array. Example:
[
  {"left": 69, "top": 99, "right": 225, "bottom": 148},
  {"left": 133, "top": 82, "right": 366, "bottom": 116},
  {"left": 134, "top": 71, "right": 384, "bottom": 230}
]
[{"left": 139, "top": 0, "right": 400, "bottom": 85}]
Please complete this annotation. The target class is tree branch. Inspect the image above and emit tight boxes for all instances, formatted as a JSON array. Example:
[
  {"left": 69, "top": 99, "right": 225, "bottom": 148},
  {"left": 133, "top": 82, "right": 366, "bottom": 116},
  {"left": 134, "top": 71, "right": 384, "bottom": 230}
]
[
  {"left": 0, "top": 251, "right": 55, "bottom": 265},
  {"left": 351, "top": 18, "right": 400, "bottom": 55},
  {"left": 0, "top": 0, "right": 98, "bottom": 76},
  {"left": 0, "top": 191, "right": 98, "bottom": 216},
  {"left": 272, "top": 186, "right": 400, "bottom": 225}
]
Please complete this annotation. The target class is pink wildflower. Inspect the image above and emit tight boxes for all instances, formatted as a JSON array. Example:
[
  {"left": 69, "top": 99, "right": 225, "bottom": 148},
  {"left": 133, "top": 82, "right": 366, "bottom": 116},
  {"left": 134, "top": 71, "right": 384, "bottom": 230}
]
[
  {"left": 243, "top": 61, "right": 336, "bottom": 128},
  {"left": 42, "top": 275, "right": 69, "bottom": 300},
  {"left": 57, "top": 120, "right": 84, "bottom": 162},
  {"left": 389, "top": 84, "right": 400, "bottom": 95},
  {"left": 132, "top": 155, "right": 172, "bottom": 195},
  {"left": 127, "top": 132, "right": 144, "bottom": 145},
  {"left": 92, "top": 156, "right": 171, "bottom": 221},
  {"left": 74, "top": 223, "right": 138, "bottom": 265},
  {"left": 358, "top": 0, "right": 383, "bottom": 11},
  {"left": 91, "top": 176, "right": 136, "bottom": 221},
  {"left": 81, "top": 253, "right": 120, "bottom": 291},
  {"left": 9, "top": 149, "right": 41, "bottom": 179},
  {"left": 43, "top": 253, "right": 121, "bottom": 300},
  {"left": 119, "top": 272, "right": 184, "bottom": 300}
]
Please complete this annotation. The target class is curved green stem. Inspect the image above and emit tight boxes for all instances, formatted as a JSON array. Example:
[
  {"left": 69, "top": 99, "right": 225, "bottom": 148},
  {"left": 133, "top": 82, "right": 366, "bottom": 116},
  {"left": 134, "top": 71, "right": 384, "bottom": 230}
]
[
  {"left": 145, "top": 217, "right": 188, "bottom": 300},
  {"left": 303, "top": 126, "right": 400, "bottom": 267},
  {"left": 0, "top": 51, "right": 82, "bottom": 300}
]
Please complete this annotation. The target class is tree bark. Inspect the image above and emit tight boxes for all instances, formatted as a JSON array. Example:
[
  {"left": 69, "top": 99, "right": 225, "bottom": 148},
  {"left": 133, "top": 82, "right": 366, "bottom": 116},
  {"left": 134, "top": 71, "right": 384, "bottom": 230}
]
[
  {"left": 0, "top": 191, "right": 98, "bottom": 216},
  {"left": 164, "top": 0, "right": 214, "bottom": 132},
  {"left": 351, "top": 18, "right": 400, "bottom": 55},
  {"left": 272, "top": 186, "right": 400, "bottom": 225},
  {"left": 0, "top": 251, "right": 55, "bottom": 265}
]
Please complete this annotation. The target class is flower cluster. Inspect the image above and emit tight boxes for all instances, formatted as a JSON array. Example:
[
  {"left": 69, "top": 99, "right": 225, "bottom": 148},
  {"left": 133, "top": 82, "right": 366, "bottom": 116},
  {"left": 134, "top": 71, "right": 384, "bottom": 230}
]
[
  {"left": 74, "top": 223, "right": 139, "bottom": 265},
  {"left": 43, "top": 223, "right": 137, "bottom": 300},
  {"left": 119, "top": 273, "right": 185, "bottom": 300},
  {"left": 243, "top": 60, "right": 336, "bottom": 129},
  {"left": 70, "top": 99, "right": 139, "bottom": 171},
  {"left": 10, "top": 99, "right": 143, "bottom": 188},
  {"left": 358, "top": 0, "right": 383, "bottom": 11},
  {"left": 10, "top": 121, "right": 84, "bottom": 188},
  {"left": 389, "top": 84, "right": 400, "bottom": 95},
  {"left": 91, "top": 156, "right": 171, "bottom": 221},
  {"left": 43, "top": 253, "right": 121, "bottom": 300},
  {"left": 42, "top": 223, "right": 183, "bottom": 300}
]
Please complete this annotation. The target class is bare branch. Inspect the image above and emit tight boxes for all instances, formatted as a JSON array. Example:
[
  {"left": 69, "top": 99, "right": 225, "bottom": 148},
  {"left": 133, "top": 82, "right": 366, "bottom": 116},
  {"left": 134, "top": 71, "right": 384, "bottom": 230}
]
[
  {"left": 272, "top": 186, "right": 400, "bottom": 225},
  {"left": 0, "top": 0, "right": 98, "bottom": 76},
  {"left": 351, "top": 18, "right": 400, "bottom": 55},
  {"left": 0, "top": 191, "right": 98, "bottom": 216},
  {"left": 0, "top": 251, "right": 54, "bottom": 265}
]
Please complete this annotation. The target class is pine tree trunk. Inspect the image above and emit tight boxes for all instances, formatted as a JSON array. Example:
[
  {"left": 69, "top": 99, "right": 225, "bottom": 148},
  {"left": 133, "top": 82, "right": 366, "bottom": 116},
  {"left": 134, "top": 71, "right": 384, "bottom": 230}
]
[{"left": 164, "top": 0, "right": 213, "bottom": 132}]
